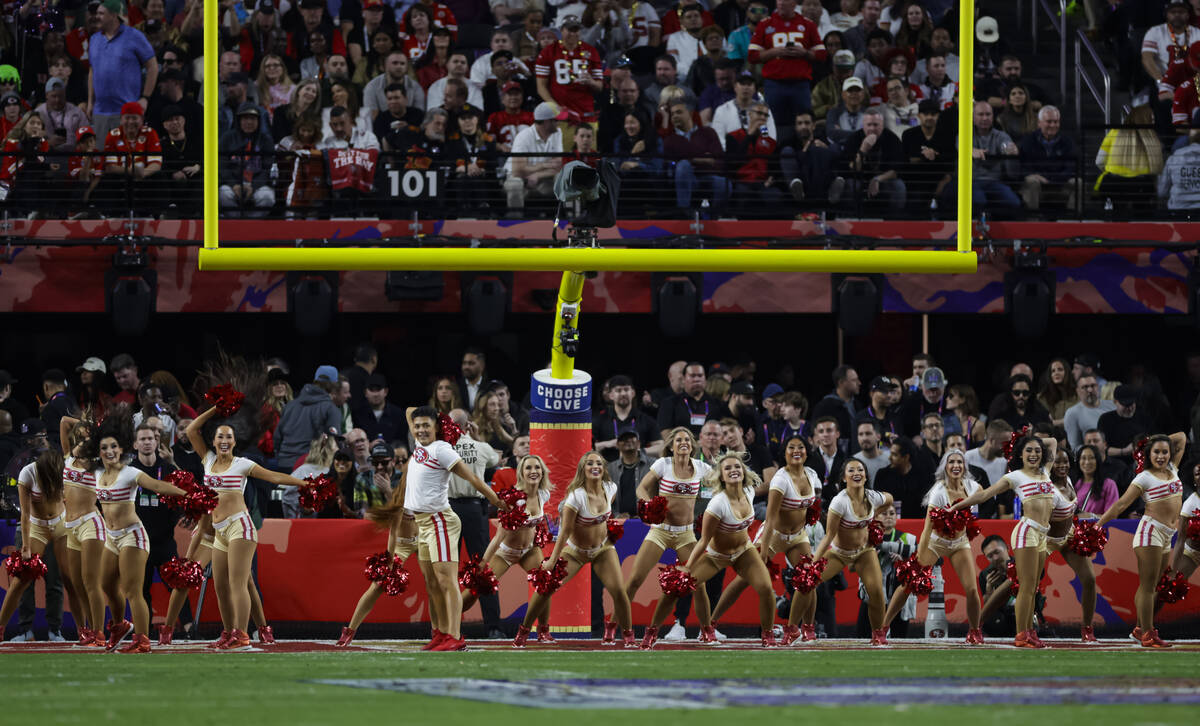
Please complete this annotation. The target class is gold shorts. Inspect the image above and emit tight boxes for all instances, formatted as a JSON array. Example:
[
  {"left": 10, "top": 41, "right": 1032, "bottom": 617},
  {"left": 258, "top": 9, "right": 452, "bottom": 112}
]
[
  {"left": 65, "top": 512, "right": 106, "bottom": 552},
  {"left": 827, "top": 542, "right": 872, "bottom": 566},
  {"left": 705, "top": 540, "right": 756, "bottom": 567},
  {"left": 928, "top": 532, "right": 972, "bottom": 560},
  {"left": 1183, "top": 541, "right": 1200, "bottom": 566},
  {"left": 1133, "top": 515, "right": 1173, "bottom": 551},
  {"left": 416, "top": 510, "right": 461, "bottom": 563},
  {"left": 212, "top": 512, "right": 258, "bottom": 553},
  {"left": 1010, "top": 517, "right": 1049, "bottom": 553},
  {"left": 643, "top": 523, "right": 697, "bottom": 552},
  {"left": 498, "top": 541, "right": 533, "bottom": 565},
  {"left": 105, "top": 522, "right": 149, "bottom": 555},
  {"left": 28, "top": 515, "right": 67, "bottom": 545},
  {"left": 1045, "top": 524, "right": 1074, "bottom": 553},
  {"left": 563, "top": 539, "right": 615, "bottom": 564},
  {"left": 391, "top": 536, "right": 417, "bottom": 562},
  {"left": 756, "top": 526, "right": 810, "bottom": 556}
]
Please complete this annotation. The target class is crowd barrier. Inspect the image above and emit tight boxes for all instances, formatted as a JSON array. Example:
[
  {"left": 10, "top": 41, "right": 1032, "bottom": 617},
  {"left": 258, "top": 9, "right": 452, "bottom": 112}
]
[{"left": 1, "top": 517, "right": 1195, "bottom": 634}]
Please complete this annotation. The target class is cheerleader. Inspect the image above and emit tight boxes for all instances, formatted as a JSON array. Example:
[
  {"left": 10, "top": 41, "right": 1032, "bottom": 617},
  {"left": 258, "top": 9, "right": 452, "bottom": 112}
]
[
  {"left": 513, "top": 452, "right": 634, "bottom": 648},
  {"left": 1044, "top": 448, "right": 1099, "bottom": 643},
  {"left": 642, "top": 452, "right": 776, "bottom": 649},
  {"left": 185, "top": 405, "right": 309, "bottom": 650},
  {"left": 57, "top": 416, "right": 107, "bottom": 646},
  {"left": 1096, "top": 432, "right": 1187, "bottom": 648},
  {"left": 459, "top": 455, "right": 552, "bottom": 641},
  {"left": 0, "top": 447, "right": 90, "bottom": 644},
  {"left": 335, "top": 477, "right": 428, "bottom": 647},
  {"left": 797, "top": 460, "right": 893, "bottom": 646},
  {"left": 92, "top": 409, "right": 188, "bottom": 653},
  {"left": 950, "top": 432, "right": 1058, "bottom": 648},
  {"left": 708, "top": 435, "right": 820, "bottom": 643},
  {"left": 881, "top": 449, "right": 984, "bottom": 644},
  {"left": 1170, "top": 470, "right": 1200, "bottom": 583},
  {"left": 622, "top": 428, "right": 713, "bottom": 643}
]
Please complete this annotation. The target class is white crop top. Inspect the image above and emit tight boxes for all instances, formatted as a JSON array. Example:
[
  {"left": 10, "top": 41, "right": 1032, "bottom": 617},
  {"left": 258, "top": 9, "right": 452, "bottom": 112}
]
[
  {"left": 17, "top": 463, "right": 43, "bottom": 502},
  {"left": 650, "top": 457, "right": 711, "bottom": 497},
  {"left": 924, "top": 480, "right": 981, "bottom": 514},
  {"left": 1132, "top": 464, "right": 1183, "bottom": 504},
  {"left": 95, "top": 466, "right": 142, "bottom": 503},
  {"left": 563, "top": 481, "right": 617, "bottom": 526},
  {"left": 404, "top": 440, "right": 463, "bottom": 513},
  {"left": 1180, "top": 492, "right": 1200, "bottom": 520},
  {"left": 768, "top": 467, "right": 820, "bottom": 510},
  {"left": 1005, "top": 469, "right": 1056, "bottom": 503},
  {"left": 203, "top": 451, "right": 256, "bottom": 494},
  {"left": 63, "top": 457, "right": 97, "bottom": 492},
  {"left": 830, "top": 489, "right": 888, "bottom": 529},
  {"left": 1050, "top": 483, "right": 1078, "bottom": 522},
  {"left": 705, "top": 486, "right": 756, "bottom": 532},
  {"left": 522, "top": 489, "right": 552, "bottom": 525}
]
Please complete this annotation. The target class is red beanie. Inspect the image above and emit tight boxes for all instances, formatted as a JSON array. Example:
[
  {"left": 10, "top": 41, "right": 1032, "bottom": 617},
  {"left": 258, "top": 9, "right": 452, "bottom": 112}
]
[{"left": 120, "top": 101, "right": 144, "bottom": 116}]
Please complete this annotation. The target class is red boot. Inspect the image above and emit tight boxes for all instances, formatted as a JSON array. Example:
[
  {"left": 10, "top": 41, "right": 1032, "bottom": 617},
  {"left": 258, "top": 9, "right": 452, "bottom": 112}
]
[
  {"left": 118, "top": 633, "right": 152, "bottom": 654},
  {"left": 258, "top": 626, "right": 276, "bottom": 645},
  {"left": 157, "top": 625, "right": 173, "bottom": 646},
  {"left": 106, "top": 620, "right": 133, "bottom": 651},
  {"left": 1080, "top": 626, "right": 1097, "bottom": 643},
  {"left": 622, "top": 629, "right": 637, "bottom": 648},
  {"left": 422, "top": 629, "right": 444, "bottom": 651},
  {"left": 800, "top": 623, "right": 818, "bottom": 642},
  {"left": 1140, "top": 629, "right": 1171, "bottom": 648},
  {"left": 870, "top": 628, "right": 888, "bottom": 647},
  {"left": 536, "top": 626, "right": 557, "bottom": 644},
  {"left": 698, "top": 625, "right": 719, "bottom": 644},
  {"left": 761, "top": 630, "right": 779, "bottom": 648},
  {"left": 206, "top": 630, "right": 232, "bottom": 649},
  {"left": 335, "top": 627, "right": 356, "bottom": 647},
  {"left": 965, "top": 627, "right": 984, "bottom": 645},
  {"left": 781, "top": 624, "right": 802, "bottom": 645},
  {"left": 640, "top": 626, "right": 658, "bottom": 650},
  {"left": 512, "top": 625, "right": 530, "bottom": 648},
  {"left": 601, "top": 615, "right": 617, "bottom": 645}
]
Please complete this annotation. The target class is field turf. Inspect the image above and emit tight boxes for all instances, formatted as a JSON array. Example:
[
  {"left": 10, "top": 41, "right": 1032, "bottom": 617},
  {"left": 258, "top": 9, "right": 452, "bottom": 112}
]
[{"left": 3, "top": 639, "right": 1198, "bottom": 725}]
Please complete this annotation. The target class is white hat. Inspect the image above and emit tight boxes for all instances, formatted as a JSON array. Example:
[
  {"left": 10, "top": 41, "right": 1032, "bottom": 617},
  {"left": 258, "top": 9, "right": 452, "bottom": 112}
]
[
  {"left": 976, "top": 16, "right": 999, "bottom": 43},
  {"left": 533, "top": 102, "right": 558, "bottom": 121},
  {"left": 77, "top": 356, "right": 106, "bottom": 373},
  {"left": 842, "top": 77, "right": 864, "bottom": 91}
]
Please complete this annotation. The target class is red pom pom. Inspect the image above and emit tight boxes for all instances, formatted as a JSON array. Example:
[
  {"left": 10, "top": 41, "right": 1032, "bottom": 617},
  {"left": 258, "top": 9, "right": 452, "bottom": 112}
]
[
  {"left": 495, "top": 486, "right": 526, "bottom": 510},
  {"left": 4, "top": 552, "right": 48, "bottom": 581},
  {"left": 804, "top": 498, "right": 823, "bottom": 527},
  {"left": 159, "top": 556, "right": 204, "bottom": 589},
  {"left": 963, "top": 512, "right": 982, "bottom": 540},
  {"left": 765, "top": 559, "right": 782, "bottom": 582},
  {"left": 1186, "top": 514, "right": 1200, "bottom": 543},
  {"left": 533, "top": 519, "right": 553, "bottom": 548},
  {"left": 606, "top": 519, "right": 624, "bottom": 543},
  {"left": 867, "top": 520, "right": 884, "bottom": 546},
  {"left": 1156, "top": 569, "right": 1190, "bottom": 604},
  {"left": 637, "top": 495, "right": 669, "bottom": 525},
  {"left": 204, "top": 383, "right": 246, "bottom": 417},
  {"left": 458, "top": 554, "right": 500, "bottom": 596},
  {"left": 437, "top": 413, "right": 463, "bottom": 446},
  {"left": 162, "top": 480, "right": 219, "bottom": 519},
  {"left": 498, "top": 507, "right": 530, "bottom": 530},
  {"left": 929, "top": 506, "right": 962, "bottom": 539},
  {"left": 1132, "top": 436, "right": 1150, "bottom": 474},
  {"left": 167, "top": 470, "right": 197, "bottom": 492},
  {"left": 1002, "top": 425, "right": 1031, "bottom": 462},
  {"left": 1006, "top": 560, "right": 1021, "bottom": 596},
  {"left": 298, "top": 474, "right": 339, "bottom": 511},
  {"left": 1068, "top": 518, "right": 1109, "bottom": 558},
  {"left": 894, "top": 555, "right": 934, "bottom": 596},
  {"left": 383, "top": 566, "right": 410, "bottom": 596},
  {"left": 657, "top": 565, "right": 698, "bottom": 596},
  {"left": 789, "top": 554, "right": 826, "bottom": 594},
  {"left": 527, "top": 558, "right": 569, "bottom": 594},
  {"left": 364, "top": 552, "right": 396, "bottom": 583}
]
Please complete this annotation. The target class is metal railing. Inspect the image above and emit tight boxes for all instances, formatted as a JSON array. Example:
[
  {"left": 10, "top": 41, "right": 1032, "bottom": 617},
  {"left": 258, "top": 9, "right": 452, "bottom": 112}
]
[
  {"left": 1032, "top": 0, "right": 1069, "bottom": 106},
  {"left": 1075, "top": 29, "right": 1112, "bottom": 126}
]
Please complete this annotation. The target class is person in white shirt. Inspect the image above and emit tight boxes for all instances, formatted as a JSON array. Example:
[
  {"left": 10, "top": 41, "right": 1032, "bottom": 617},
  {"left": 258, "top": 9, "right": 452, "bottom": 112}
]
[
  {"left": 852, "top": 419, "right": 889, "bottom": 486},
  {"left": 427, "top": 51, "right": 485, "bottom": 111},
  {"left": 317, "top": 106, "right": 381, "bottom": 150},
  {"left": 830, "top": 0, "right": 863, "bottom": 31},
  {"left": 667, "top": 4, "right": 707, "bottom": 79},
  {"left": 503, "top": 102, "right": 563, "bottom": 213},
  {"left": 712, "top": 71, "right": 777, "bottom": 149},
  {"left": 1063, "top": 375, "right": 1116, "bottom": 451},
  {"left": 1142, "top": 0, "right": 1200, "bottom": 97},
  {"left": 469, "top": 30, "right": 531, "bottom": 99}
]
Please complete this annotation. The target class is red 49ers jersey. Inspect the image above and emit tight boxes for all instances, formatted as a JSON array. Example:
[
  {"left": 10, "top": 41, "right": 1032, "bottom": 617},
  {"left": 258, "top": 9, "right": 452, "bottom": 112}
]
[
  {"left": 534, "top": 41, "right": 604, "bottom": 121},
  {"left": 1173, "top": 77, "right": 1200, "bottom": 125},
  {"left": 748, "top": 12, "right": 826, "bottom": 82},
  {"left": 487, "top": 109, "right": 534, "bottom": 146}
]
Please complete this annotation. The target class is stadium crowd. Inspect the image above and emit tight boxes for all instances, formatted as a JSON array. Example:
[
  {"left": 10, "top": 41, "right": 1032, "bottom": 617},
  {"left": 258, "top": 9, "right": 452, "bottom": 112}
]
[
  {"left": 3, "top": 0, "right": 1200, "bottom": 218},
  {"left": 1, "top": 344, "right": 1196, "bottom": 641}
]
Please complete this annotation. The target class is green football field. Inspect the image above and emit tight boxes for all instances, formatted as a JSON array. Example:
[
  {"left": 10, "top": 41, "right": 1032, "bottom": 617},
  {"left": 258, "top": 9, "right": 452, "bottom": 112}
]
[{"left": 4, "top": 640, "right": 1198, "bottom": 725}]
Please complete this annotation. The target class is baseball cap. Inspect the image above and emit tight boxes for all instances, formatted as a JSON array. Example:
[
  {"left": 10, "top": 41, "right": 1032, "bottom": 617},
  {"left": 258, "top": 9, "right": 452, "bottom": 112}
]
[
  {"left": 612, "top": 55, "right": 633, "bottom": 69},
  {"left": 708, "top": 362, "right": 729, "bottom": 377},
  {"left": 259, "top": 0, "right": 275, "bottom": 13},
  {"left": 502, "top": 80, "right": 522, "bottom": 94},
  {"left": 869, "top": 375, "right": 897, "bottom": 392},
  {"left": 533, "top": 101, "right": 558, "bottom": 121},
  {"left": 762, "top": 383, "right": 784, "bottom": 401},
  {"left": 42, "top": 368, "right": 68, "bottom": 385},
  {"left": 161, "top": 104, "right": 183, "bottom": 120},
  {"left": 45, "top": 77, "right": 66, "bottom": 93},
  {"left": 1, "top": 92, "right": 21, "bottom": 107},
  {"left": 730, "top": 381, "right": 755, "bottom": 397},
  {"left": 267, "top": 367, "right": 289, "bottom": 383},
  {"left": 235, "top": 101, "right": 259, "bottom": 117},
  {"left": 561, "top": 16, "right": 582, "bottom": 30},
  {"left": 842, "top": 77, "right": 864, "bottom": 91},
  {"left": 976, "top": 16, "right": 999, "bottom": 43},
  {"left": 76, "top": 126, "right": 95, "bottom": 142},
  {"left": 617, "top": 429, "right": 641, "bottom": 441},
  {"left": 0, "top": 370, "right": 15, "bottom": 388},
  {"left": 314, "top": 365, "right": 339, "bottom": 382},
  {"left": 77, "top": 357, "right": 106, "bottom": 373},
  {"left": 735, "top": 70, "right": 756, "bottom": 84},
  {"left": 920, "top": 367, "right": 946, "bottom": 390},
  {"left": 918, "top": 99, "right": 941, "bottom": 114},
  {"left": 833, "top": 49, "right": 856, "bottom": 68},
  {"left": 370, "top": 439, "right": 392, "bottom": 460},
  {"left": 20, "top": 419, "right": 47, "bottom": 438},
  {"left": 363, "top": 0, "right": 384, "bottom": 7},
  {"left": 120, "top": 101, "right": 144, "bottom": 116},
  {"left": 365, "top": 373, "right": 387, "bottom": 390},
  {"left": 491, "top": 49, "right": 514, "bottom": 62},
  {"left": 1114, "top": 384, "right": 1138, "bottom": 405}
]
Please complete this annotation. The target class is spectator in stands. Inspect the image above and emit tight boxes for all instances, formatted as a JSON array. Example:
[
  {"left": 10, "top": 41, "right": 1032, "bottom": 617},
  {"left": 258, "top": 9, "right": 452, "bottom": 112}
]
[
  {"left": 608, "top": 429, "right": 652, "bottom": 517},
  {"left": 993, "top": 373, "right": 1052, "bottom": 431},
  {"left": 662, "top": 98, "right": 729, "bottom": 214},
  {"left": 996, "top": 84, "right": 1037, "bottom": 143},
  {"left": 275, "top": 366, "right": 342, "bottom": 470},
  {"left": 238, "top": 1, "right": 286, "bottom": 77},
  {"left": 749, "top": 0, "right": 826, "bottom": 125},
  {"left": 322, "top": 81, "right": 373, "bottom": 139},
  {"left": 880, "top": 75, "right": 919, "bottom": 138},
  {"left": 1097, "top": 385, "right": 1152, "bottom": 469},
  {"left": 826, "top": 76, "right": 866, "bottom": 146},
  {"left": 977, "top": 55, "right": 1050, "bottom": 112},
  {"left": 874, "top": 436, "right": 928, "bottom": 518},
  {"left": 806, "top": 365, "right": 859, "bottom": 450},
  {"left": 39, "top": 370, "right": 78, "bottom": 448},
  {"left": 291, "top": 0, "right": 348, "bottom": 62},
  {"left": 47, "top": 54, "right": 87, "bottom": 108},
  {"left": 534, "top": 17, "right": 603, "bottom": 150},
  {"left": 510, "top": 10, "right": 545, "bottom": 65},
  {"left": 1073, "top": 445, "right": 1119, "bottom": 517},
  {"left": 918, "top": 54, "right": 956, "bottom": 111},
  {"left": 68, "top": 129, "right": 104, "bottom": 212},
  {"left": 612, "top": 110, "right": 661, "bottom": 210},
  {"left": 348, "top": 438, "right": 400, "bottom": 517},
  {"left": 106, "top": 354, "right": 139, "bottom": 406},
  {"left": 667, "top": 6, "right": 710, "bottom": 81},
  {"left": 853, "top": 419, "right": 888, "bottom": 486},
  {"left": 833, "top": 106, "right": 905, "bottom": 210},
  {"left": 657, "top": 362, "right": 728, "bottom": 436},
  {"left": 365, "top": 50, "right": 427, "bottom": 120},
  {"left": 489, "top": 81, "right": 535, "bottom": 153},
  {"left": 1094, "top": 102, "right": 1163, "bottom": 216},
  {"left": 159, "top": 105, "right": 201, "bottom": 215},
  {"left": 87, "top": 0, "right": 159, "bottom": 141},
  {"left": 353, "top": 374, "right": 407, "bottom": 444},
  {"left": 712, "top": 71, "right": 777, "bottom": 147},
  {"left": 969, "top": 101, "right": 1021, "bottom": 214},
  {"left": 799, "top": 0, "right": 836, "bottom": 41},
  {"left": 1082, "top": 428, "right": 1131, "bottom": 498},
  {"left": 808, "top": 416, "right": 847, "bottom": 497},
  {"left": 720, "top": 416, "right": 772, "bottom": 476},
  {"left": 348, "top": 0, "right": 395, "bottom": 70},
  {"left": 427, "top": 51, "right": 483, "bottom": 111},
  {"left": 1018, "top": 106, "right": 1079, "bottom": 214},
  {"left": 256, "top": 55, "right": 296, "bottom": 120},
  {"left": 1158, "top": 129, "right": 1200, "bottom": 213},
  {"left": 448, "top": 106, "right": 499, "bottom": 209},
  {"left": 37, "top": 78, "right": 88, "bottom": 152},
  {"left": 471, "top": 390, "right": 516, "bottom": 451},
  {"left": 470, "top": 32, "right": 520, "bottom": 101},
  {"left": 1064, "top": 375, "right": 1115, "bottom": 451},
  {"left": 853, "top": 29, "right": 892, "bottom": 90},
  {"left": 813, "top": 50, "right": 858, "bottom": 126},
  {"left": 728, "top": 1, "right": 769, "bottom": 63},
  {"left": 898, "top": 366, "right": 947, "bottom": 438},
  {"left": 725, "top": 101, "right": 783, "bottom": 213},
  {"left": 781, "top": 110, "right": 838, "bottom": 207},
  {"left": 644, "top": 55, "right": 695, "bottom": 110},
  {"left": 98, "top": 102, "right": 162, "bottom": 214},
  {"left": 901, "top": 99, "right": 952, "bottom": 213},
  {"left": 579, "top": 0, "right": 633, "bottom": 59},
  {"left": 271, "top": 79, "right": 321, "bottom": 144},
  {"left": 688, "top": 27, "right": 731, "bottom": 99},
  {"left": 892, "top": 0, "right": 933, "bottom": 58},
  {"left": 842, "top": 0, "right": 882, "bottom": 59},
  {"left": 480, "top": 51, "right": 529, "bottom": 117},
  {"left": 219, "top": 103, "right": 275, "bottom": 214},
  {"left": 1143, "top": 0, "right": 1199, "bottom": 101},
  {"left": 374, "top": 83, "right": 423, "bottom": 146},
  {"left": 415, "top": 27, "right": 453, "bottom": 91},
  {"left": 280, "top": 118, "right": 328, "bottom": 215},
  {"left": 0, "top": 113, "right": 52, "bottom": 217},
  {"left": 147, "top": 68, "right": 202, "bottom": 141},
  {"left": 503, "top": 101, "right": 562, "bottom": 216},
  {"left": 830, "top": 0, "right": 862, "bottom": 32},
  {"left": 219, "top": 73, "right": 270, "bottom": 135}
]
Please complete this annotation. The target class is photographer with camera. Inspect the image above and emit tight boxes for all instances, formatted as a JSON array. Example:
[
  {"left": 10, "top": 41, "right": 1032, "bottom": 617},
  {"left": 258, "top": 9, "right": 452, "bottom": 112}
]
[
  {"left": 977, "top": 534, "right": 1045, "bottom": 638},
  {"left": 856, "top": 502, "right": 916, "bottom": 638}
]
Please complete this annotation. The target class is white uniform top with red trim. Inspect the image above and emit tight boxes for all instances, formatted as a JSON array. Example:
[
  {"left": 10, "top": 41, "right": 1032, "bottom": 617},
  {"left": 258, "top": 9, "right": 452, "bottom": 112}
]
[
  {"left": 521, "top": 488, "right": 552, "bottom": 526},
  {"left": 623, "top": 3, "right": 661, "bottom": 48},
  {"left": 925, "top": 479, "right": 981, "bottom": 514},
  {"left": 768, "top": 466, "right": 820, "bottom": 510},
  {"left": 17, "top": 463, "right": 44, "bottom": 503},
  {"left": 403, "top": 439, "right": 462, "bottom": 513},
  {"left": 95, "top": 466, "right": 141, "bottom": 503},
  {"left": 1141, "top": 23, "right": 1200, "bottom": 77},
  {"left": 748, "top": 12, "right": 826, "bottom": 81},
  {"left": 534, "top": 40, "right": 604, "bottom": 120},
  {"left": 1051, "top": 483, "right": 1078, "bottom": 522},
  {"left": 203, "top": 451, "right": 255, "bottom": 495},
  {"left": 705, "top": 486, "right": 756, "bottom": 532},
  {"left": 1132, "top": 464, "right": 1183, "bottom": 504},
  {"left": 103, "top": 124, "right": 163, "bottom": 170},
  {"left": 650, "top": 457, "right": 711, "bottom": 498},
  {"left": 563, "top": 481, "right": 617, "bottom": 526},
  {"left": 1006, "top": 469, "right": 1056, "bottom": 504},
  {"left": 1180, "top": 492, "right": 1200, "bottom": 520},
  {"left": 63, "top": 456, "right": 97, "bottom": 493},
  {"left": 831, "top": 488, "right": 888, "bottom": 530}
]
